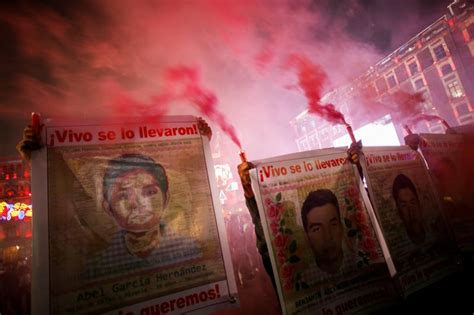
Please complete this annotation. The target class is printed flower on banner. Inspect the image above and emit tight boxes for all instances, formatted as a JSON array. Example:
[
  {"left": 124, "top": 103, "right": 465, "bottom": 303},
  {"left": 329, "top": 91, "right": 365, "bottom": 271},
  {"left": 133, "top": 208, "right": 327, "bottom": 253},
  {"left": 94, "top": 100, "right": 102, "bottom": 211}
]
[
  {"left": 265, "top": 192, "right": 307, "bottom": 292},
  {"left": 281, "top": 263, "right": 295, "bottom": 279},
  {"left": 277, "top": 249, "right": 286, "bottom": 264},
  {"left": 270, "top": 221, "right": 280, "bottom": 235},
  {"left": 274, "top": 233, "right": 289, "bottom": 249},
  {"left": 268, "top": 204, "right": 281, "bottom": 220},
  {"left": 265, "top": 197, "right": 273, "bottom": 207},
  {"left": 342, "top": 186, "right": 380, "bottom": 268}
]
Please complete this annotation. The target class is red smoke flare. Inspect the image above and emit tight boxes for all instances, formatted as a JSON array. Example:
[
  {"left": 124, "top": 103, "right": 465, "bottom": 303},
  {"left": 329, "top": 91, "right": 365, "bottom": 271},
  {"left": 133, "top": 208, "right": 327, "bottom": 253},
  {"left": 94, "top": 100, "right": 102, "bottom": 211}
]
[
  {"left": 285, "top": 54, "right": 347, "bottom": 125},
  {"left": 113, "top": 66, "right": 242, "bottom": 149}
]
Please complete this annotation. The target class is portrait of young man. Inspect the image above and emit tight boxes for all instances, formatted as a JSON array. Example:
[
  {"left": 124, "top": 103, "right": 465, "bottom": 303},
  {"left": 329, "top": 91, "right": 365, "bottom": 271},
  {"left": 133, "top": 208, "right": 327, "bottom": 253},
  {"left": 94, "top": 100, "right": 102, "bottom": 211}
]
[
  {"left": 392, "top": 174, "right": 426, "bottom": 245},
  {"left": 83, "top": 153, "right": 202, "bottom": 280},
  {"left": 301, "top": 189, "right": 349, "bottom": 280}
]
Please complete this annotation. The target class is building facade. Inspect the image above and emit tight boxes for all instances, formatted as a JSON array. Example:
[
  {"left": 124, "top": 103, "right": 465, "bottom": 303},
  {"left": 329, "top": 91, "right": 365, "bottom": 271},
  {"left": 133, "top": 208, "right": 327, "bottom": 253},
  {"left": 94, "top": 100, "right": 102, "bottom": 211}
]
[{"left": 292, "top": 0, "right": 474, "bottom": 150}]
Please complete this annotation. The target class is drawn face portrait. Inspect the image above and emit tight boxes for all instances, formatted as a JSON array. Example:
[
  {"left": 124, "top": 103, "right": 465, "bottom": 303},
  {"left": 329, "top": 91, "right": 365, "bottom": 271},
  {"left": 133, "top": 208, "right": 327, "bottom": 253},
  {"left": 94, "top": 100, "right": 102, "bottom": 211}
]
[
  {"left": 105, "top": 169, "right": 165, "bottom": 232},
  {"left": 305, "top": 201, "right": 343, "bottom": 274}
]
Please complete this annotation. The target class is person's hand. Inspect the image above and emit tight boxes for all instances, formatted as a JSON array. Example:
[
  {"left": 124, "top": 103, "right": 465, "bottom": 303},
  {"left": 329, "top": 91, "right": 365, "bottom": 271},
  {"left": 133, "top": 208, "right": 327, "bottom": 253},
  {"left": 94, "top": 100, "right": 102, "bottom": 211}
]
[
  {"left": 347, "top": 140, "right": 362, "bottom": 164},
  {"left": 404, "top": 133, "right": 420, "bottom": 150},
  {"left": 237, "top": 161, "right": 255, "bottom": 199},
  {"left": 16, "top": 125, "right": 42, "bottom": 162},
  {"left": 197, "top": 117, "right": 212, "bottom": 141}
]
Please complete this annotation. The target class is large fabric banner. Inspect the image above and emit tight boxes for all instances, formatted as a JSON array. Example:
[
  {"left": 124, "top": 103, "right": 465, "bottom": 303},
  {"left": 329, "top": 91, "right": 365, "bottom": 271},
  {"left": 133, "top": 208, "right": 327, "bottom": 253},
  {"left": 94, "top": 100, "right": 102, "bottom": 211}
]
[
  {"left": 250, "top": 149, "right": 396, "bottom": 315},
  {"left": 31, "top": 116, "right": 237, "bottom": 315},
  {"left": 361, "top": 146, "right": 459, "bottom": 296},
  {"left": 418, "top": 133, "right": 474, "bottom": 252}
]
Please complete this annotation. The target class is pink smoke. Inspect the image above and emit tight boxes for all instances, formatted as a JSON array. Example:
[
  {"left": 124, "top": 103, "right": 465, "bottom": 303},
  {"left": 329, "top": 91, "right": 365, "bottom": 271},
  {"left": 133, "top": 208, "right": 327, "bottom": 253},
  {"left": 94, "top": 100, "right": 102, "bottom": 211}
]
[
  {"left": 0, "top": 0, "right": 386, "bottom": 159},
  {"left": 408, "top": 113, "right": 450, "bottom": 129},
  {"left": 113, "top": 66, "right": 241, "bottom": 149},
  {"left": 284, "top": 54, "right": 347, "bottom": 125},
  {"left": 390, "top": 90, "right": 425, "bottom": 121}
]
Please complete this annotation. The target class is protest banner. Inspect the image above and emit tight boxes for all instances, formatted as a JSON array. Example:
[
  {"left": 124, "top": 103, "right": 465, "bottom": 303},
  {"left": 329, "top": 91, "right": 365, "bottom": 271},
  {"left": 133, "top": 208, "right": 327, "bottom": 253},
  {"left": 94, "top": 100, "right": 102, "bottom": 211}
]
[
  {"left": 249, "top": 149, "right": 397, "bottom": 315},
  {"left": 361, "top": 146, "right": 459, "bottom": 297},
  {"left": 31, "top": 116, "right": 237, "bottom": 315},
  {"left": 418, "top": 133, "right": 474, "bottom": 252}
]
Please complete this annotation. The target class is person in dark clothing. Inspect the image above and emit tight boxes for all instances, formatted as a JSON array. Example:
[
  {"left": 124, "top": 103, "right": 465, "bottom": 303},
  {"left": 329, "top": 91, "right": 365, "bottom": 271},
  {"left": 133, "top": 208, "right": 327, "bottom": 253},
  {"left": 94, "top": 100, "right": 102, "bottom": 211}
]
[{"left": 237, "top": 160, "right": 277, "bottom": 290}]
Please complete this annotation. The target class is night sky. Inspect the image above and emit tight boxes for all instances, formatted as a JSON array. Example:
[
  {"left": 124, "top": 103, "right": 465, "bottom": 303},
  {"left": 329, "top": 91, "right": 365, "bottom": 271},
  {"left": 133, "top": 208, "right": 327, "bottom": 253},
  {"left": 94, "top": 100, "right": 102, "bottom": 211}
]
[{"left": 0, "top": 0, "right": 454, "bottom": 157}]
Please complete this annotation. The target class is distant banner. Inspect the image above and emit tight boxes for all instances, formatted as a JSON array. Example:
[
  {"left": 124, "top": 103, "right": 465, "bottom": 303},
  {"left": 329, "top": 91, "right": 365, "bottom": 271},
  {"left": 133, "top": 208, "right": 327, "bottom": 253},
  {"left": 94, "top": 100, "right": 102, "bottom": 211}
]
[
  {"left": 361, "top": 146, "right": 458, "bottom": 296},
  {"left": 31, "top": 116, "right": 237, "bottom": 315},
  {"left": 250, "top": 149, "right": 396, "bottom": 315},
  {"left": 419, "top": 133, "right": 474, "bottom": 252}
]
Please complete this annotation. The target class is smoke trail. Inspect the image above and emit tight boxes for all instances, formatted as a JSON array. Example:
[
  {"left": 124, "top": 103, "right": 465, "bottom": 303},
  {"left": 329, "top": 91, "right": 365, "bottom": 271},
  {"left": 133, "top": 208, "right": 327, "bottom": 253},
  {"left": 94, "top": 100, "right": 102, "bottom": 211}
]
[
  {"left": 408, "top": 113, "right": 450, "bottom": 129},
  {"left": 389, "top": 90, "right": 425, "bottom": 121},
  {"left": 284, "top": 54, "right": 347, "bottom": 125},
  {"left": 113, "top": 66, "right": 242, "bottom": 148},
  {"left": 7, "top": 0, "right": 443, "bottom": 157}
]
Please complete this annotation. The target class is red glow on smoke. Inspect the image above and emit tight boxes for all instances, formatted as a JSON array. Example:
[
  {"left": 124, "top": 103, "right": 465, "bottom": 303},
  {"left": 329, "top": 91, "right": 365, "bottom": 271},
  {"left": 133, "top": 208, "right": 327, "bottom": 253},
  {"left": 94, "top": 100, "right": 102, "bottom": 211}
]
[
  {"left": 390, "top": 90, "right": 425, "bottom": 121},
  {"left": 285, "top": 54, "right": 347, "bottom": 125},
  {"left": 114, "top": 66, "right": 241, "bottom": 149},
  {"left": 408, "top": 113, "right": 450, "bottom": 129},
  {"left": 255, "top": 47, "right": 275, "bottom": 72}
]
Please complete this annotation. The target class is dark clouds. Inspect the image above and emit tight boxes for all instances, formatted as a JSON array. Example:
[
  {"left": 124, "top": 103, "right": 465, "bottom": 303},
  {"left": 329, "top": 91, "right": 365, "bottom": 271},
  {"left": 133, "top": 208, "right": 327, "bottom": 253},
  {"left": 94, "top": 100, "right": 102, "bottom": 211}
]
[{"left": 320, "top": 0, "right": 453, "bottom": 52}]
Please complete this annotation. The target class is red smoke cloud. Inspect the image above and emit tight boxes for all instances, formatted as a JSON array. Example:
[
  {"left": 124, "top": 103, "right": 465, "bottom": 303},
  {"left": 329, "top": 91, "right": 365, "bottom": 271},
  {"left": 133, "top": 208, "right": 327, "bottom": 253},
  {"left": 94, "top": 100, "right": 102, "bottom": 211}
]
[
  {"left": 408, "top": 113, "right": 450, "bottom": 130},
  {"left": 389, "top": 90, "right": 425, "bottom": 121},
  {"left": 350, "top": 88, "right": 427, "bottom": 126},
  {"left": 0, "top": 0, "right": 385, "bottom": 158},
  {"left": 285, "top": 54, "right": 347, "bottom": 125},
  {"left": 113, "top": 66, "right": 242, "bottom": 148}
]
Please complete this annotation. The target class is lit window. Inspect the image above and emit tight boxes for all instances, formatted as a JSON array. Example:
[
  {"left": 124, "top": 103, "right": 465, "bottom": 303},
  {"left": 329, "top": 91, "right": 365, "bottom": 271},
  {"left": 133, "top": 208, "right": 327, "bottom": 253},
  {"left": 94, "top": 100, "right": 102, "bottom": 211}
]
[
  {"left": 408, "top": 62, "right": 419, "bottom": 76},
  {"left": 456, "top": 103, "right": 469, "bottom": 116},
  {"left": 414, "top": 78, "right": 425, "bottom": 90},
  {"left": 423, "top": 102, "right": 433, "bottom": 111},
  {"left": 460, "top": 116, "right": 473, "bottom": 124},
  {"left": 387, "top": 75, "right": 397, "bottom": 88},
  {"left": 298, "top": 140, "right": 308, "bottom": 151},
  {"left": 430, "top": 126, "right": 444, "bottom": 133},
  {"left": 440, "top": 63, "right": 453, "bottom": 76},
  {"left": 433, "top": 44, "right": 447, "bottom": 60},
  {"left": 446, "top": 80, "right": 464, "bottom": 98},
  {"left": 302, "top": 140, "right": 309, "bottom": 150}
]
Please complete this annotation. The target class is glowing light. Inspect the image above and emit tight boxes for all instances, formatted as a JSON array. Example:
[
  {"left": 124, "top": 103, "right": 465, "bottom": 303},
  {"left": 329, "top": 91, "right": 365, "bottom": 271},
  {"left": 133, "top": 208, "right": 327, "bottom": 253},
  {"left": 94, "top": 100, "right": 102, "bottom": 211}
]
[
  {"left": 0, "top": 202, "right": 32, "bottom": 221},
  {"left": 448, "top": 18, "right": 455, "bottom": 28},
  {"left": 333, "top": 115, "right": 400, "bottom": 147}
]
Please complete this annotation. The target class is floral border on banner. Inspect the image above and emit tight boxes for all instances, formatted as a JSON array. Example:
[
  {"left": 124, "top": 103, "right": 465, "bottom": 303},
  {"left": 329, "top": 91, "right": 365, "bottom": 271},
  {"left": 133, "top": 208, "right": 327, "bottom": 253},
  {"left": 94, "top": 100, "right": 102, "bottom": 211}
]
[
  {"left": 342, "top": 186, "right": 380, "bottom": 266},
  {"left": 265, "top": 186, "right": 380, "bottom": 294},
  {"left": 265, "top": 192, "right": 308, "bottom": 292}
]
